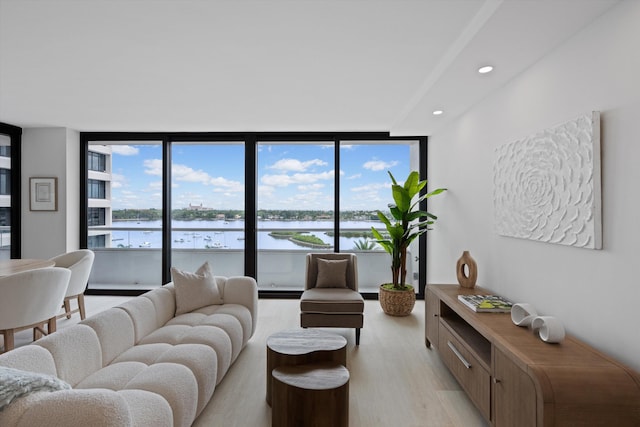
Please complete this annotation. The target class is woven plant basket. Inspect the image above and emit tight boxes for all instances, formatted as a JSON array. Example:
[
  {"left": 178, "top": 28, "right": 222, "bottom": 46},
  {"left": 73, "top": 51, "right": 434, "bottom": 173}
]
[{"left": 379, "top": 285, "right": 416, "bottom": 316}]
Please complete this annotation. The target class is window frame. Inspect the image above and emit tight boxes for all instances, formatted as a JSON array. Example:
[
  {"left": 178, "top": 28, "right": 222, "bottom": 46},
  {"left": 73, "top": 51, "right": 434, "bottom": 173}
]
[{"left": 80, "top": 132, "right": 428, "bottom": 298}]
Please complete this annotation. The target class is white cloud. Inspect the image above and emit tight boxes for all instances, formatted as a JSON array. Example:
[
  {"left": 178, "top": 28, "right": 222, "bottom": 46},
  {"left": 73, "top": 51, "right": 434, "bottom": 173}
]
[
  {"left": 258, "top": 185, "right": 276, "bottom": 197},
  {"left": 172, "top": 164, "right": 211, "bottom": 184},
  {"left": 363, "top": 160, "right": 399, "bottom": 171},
  {"left": 111, "top": 145, "right": 139, "bottom": 156},
  {"left": 144, "top": 159, "right": 243, "bottom": 192},
  {"left": 297, "top": 183, "right": 325, "bottom": 191},
  {"left": 144, "top": 159, "right": 162, "bottom": 176},
  {"left": 111, "top": 173, "right": 126, "bottom": 189},
  {"left": 261, "top": 170, "right": 334, "bottom": 187},
  {"left": 347, "top": 173, "right": 361, "bottom": 180},
  {"left": 210, "top": 177, "right": 244, "bottom": 192},
  {"left": 261, "top": 174, "right": 294, "bottom": 187},
  {"left": 351, "top": 182, "right": 389, "bottom": 192},
  {"left": 268, "top": 158, "right": 327, "bottom": 172}
]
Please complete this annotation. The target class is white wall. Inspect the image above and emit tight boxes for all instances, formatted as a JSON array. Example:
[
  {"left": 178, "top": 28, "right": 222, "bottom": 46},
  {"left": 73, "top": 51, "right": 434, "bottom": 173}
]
[
  {"left": 22, "top": 127, "right": 80, "bottom": 258},
  {"left": 427, "top": 0, "right": 640, "bottom": 372}
]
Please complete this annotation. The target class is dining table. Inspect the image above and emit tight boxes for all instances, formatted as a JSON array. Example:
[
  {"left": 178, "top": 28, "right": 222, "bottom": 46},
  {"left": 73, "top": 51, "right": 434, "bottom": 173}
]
[{"left": 0, "top": 259, "right": 56, "bottom": 277}]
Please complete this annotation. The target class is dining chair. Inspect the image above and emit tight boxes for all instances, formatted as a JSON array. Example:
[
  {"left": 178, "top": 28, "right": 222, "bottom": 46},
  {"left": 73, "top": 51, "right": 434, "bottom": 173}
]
[
  {"left": 300, "top": 253, "right": 364, "bottom": 345},
  {"left": 0, "top": 267, "right": 71, "bottom": 353},
  {"left": 50, "top": 249, "right": 95, "bottom": 320}
]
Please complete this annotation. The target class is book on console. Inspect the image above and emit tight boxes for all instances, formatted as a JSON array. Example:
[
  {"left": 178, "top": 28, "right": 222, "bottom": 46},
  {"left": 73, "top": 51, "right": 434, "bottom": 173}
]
[{"left": 457, "top": 294, "right": 513, "bottom": 313}]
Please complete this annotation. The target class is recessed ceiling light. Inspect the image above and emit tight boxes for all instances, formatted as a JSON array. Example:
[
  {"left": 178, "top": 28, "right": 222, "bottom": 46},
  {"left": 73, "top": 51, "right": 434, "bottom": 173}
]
[
  {"left": 432, "top": 110, "right": 444, "bottom": 116},
  {"left": 478, "top": 65, "right": 494, "bottom": 74}
]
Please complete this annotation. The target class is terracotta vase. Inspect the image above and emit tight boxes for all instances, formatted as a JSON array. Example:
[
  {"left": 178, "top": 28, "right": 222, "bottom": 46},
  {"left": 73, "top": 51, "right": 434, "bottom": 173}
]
[{"left": 456, "top": 250, "right": 477, "bottom": 288}]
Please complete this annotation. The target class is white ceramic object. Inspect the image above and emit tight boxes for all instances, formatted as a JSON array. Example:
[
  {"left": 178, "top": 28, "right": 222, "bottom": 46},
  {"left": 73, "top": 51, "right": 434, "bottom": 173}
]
[
  {"left": 511, "top": 303, "right": 538, "bottom": 326},
  {"left": 531, "top": 316, "right": 565, "bottom": 343}
]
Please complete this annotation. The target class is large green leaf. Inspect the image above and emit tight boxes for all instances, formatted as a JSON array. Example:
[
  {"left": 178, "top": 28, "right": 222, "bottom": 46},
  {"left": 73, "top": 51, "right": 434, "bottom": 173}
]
[
  {"left": 392, "top": 185, "right": 411, "bottom": 213},
  {"left": 403, "top": 171, "right": 420, "bottom": 196},
  {"left": 371, "top": 227, "right": 385, "bottom": 241},
  {"left": 406, "top": 210, "right": 432, "bottom": 222},
  {"left": 376, "top": 211, "right": 392, "bottom": 227},
  {"left": 389, "top": 205, "right": 402, "bottom": 221},
  {"left": 387, "top": 171, "right": 399, "bottom": 186}
]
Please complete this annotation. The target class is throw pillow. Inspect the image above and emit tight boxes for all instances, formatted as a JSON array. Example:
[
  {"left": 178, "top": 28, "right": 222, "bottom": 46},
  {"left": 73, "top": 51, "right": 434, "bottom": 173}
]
[
  {"left": 171, "top": 261, "right": 223, "bottom": 315},
  {"left": 315, "top": 258, "right": 349, "bottom": 288},
  {"left": 0, "top": 367, "right": 71, "bottom": 411}
]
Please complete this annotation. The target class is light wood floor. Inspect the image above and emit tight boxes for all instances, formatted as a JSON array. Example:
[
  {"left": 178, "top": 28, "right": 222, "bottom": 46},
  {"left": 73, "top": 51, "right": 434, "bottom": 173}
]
[{"left": 6, "top": 296, "right": 487, "bottom": 426}]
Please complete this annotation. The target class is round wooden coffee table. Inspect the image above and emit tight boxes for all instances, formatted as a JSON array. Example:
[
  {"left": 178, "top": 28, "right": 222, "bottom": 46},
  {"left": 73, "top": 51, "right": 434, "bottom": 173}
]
[
  {"left": 266, "top": 328, "right": 347, "bottom": 405},
  {"left": 272, "top": 362, "right": 350, "bottom": 427}
]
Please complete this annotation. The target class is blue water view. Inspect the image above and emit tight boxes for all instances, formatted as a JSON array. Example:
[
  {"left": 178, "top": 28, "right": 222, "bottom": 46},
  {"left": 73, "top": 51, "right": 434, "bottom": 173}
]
[{"left": 108, "top": 220, "right": 384, "bottom": 251}]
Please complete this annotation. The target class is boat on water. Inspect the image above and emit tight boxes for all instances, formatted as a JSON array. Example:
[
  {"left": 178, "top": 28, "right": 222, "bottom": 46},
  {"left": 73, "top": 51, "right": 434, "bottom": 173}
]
[
  {"left": 205, "top": 242, "right": 226, "bottom": 249},
  {"left": 139, "top": 242, "right": 151, "bottom": 248}
]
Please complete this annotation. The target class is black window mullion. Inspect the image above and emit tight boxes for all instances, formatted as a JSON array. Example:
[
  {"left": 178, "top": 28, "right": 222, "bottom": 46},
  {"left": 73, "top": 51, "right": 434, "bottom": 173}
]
[
  {"left": 245, "top": 135, "right": 257, "bottom": 279},
  {"left": 334, "top": 138, "right": 340, "bottom": 252},
  {"left": 80, "top": 134, "right": 88, "bottom": 249},
  {"left": 418, "top": 136, "right": 428, "bottom": 298},
  {"left": 162, "top": 138, "right": 172, "bottom": 285}
]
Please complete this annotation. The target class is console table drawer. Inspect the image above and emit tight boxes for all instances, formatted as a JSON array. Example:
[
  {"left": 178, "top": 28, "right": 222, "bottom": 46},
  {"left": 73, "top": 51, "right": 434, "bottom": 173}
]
[{"left": 439, "top": 324, "right": 490, "bottom": 420}]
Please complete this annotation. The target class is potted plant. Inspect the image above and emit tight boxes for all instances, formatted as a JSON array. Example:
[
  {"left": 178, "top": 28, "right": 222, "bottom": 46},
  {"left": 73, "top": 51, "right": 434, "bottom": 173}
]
[{"left": 371, "top": 171, "right": 446, "bottom": 316}]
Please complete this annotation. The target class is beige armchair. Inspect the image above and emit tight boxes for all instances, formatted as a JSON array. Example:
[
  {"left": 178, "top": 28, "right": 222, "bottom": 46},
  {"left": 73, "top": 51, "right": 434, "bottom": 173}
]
[
  {"left": 50, "top": 249, "right": 95, "bottom": 320},
  {"left": 0, "top": 267, "right": 71, "bottom": 353},
  {"left": 300, "top": 253, "right": 364, "bottom": 345}
]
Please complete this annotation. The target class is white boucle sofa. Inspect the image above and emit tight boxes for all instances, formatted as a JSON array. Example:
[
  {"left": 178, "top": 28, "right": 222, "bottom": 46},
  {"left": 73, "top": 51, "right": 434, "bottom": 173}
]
[{"left": 0, "top": 276, "right": 258, "bottom": 427}]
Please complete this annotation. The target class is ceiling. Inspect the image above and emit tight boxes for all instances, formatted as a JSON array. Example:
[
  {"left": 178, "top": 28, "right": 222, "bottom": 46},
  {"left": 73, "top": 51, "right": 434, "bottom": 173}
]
[{"left": 0, "top": 0, "right": 620, "bottom": 136}]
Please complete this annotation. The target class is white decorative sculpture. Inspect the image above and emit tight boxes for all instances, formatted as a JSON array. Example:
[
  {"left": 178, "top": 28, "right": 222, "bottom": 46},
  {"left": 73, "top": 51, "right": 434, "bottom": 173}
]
[
  {"left": 511, "top": 303, "right": 538, "bottom": 327},
  {"left": 493, "top": 112, "right": 602, "bottom": 249},
  {"left": 531, "top": 316, "right": 565, "bottom": 343}
]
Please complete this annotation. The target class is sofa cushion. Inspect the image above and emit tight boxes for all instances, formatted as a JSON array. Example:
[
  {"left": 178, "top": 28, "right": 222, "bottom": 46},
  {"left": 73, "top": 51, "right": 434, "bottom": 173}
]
[
  {"left": 81, "top": 308, "right": 135, "bottom": 366},
  {"left": 195, "top": 313, "right": 244, "bottom": 362},
  {"left": 139, "top": 325, "right": 232, "bottom": 384},
  {"left": 0, "top": 345, "right": 58, "bottom": 377},
  {"left": 35, "top": 325, "right": 103, "bottom": 387},
  {"left": 188, "top": 304, "right": 253, "bottom": 347},
  {"left": 315, "top": 258, "right": 349, "bottom": 288},
  {"left": 113, "top": 343, "right": 218, "bottom": 416},
  {"left": 0, "top": 388, "right": 133, "bottom": 427},
  {"left": 172, "top": 262, "right": 223, "bottom": 315},
  {"left": 117, "top": 389, "right": 173, "bottom": 427},
  {"left": 116, "top": 297, "right": 159, "bottom": 343},
  {"left": 75, "top": 361, "right": 148, "bottom": 391},
  {"left": 124, "top": 362, "right": 198, "bottom": 427},
  {"left": 141, "top": 286, "right": 176, "bottom": 328},
  {"left": 77, "top": 362, "right": 198, "bottom": 427},
  {"left": 0, "top": 367, "right": 71, "bottom": 411}
]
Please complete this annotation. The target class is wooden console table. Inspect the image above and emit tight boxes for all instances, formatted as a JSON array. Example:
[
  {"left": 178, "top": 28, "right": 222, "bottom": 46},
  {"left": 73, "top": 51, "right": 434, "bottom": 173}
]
[{"left": 426, "top": 284, "right": 640, "bottom": 426}]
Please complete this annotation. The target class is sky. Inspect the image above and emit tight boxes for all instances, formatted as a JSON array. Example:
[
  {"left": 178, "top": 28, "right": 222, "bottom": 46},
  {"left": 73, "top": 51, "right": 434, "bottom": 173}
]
[{"left": 103, "top": 142, "right": 417, "bottom": 211}]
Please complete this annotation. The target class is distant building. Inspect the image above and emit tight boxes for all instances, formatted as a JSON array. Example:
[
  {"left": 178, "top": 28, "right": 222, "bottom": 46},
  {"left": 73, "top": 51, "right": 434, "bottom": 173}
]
[
  {"left": 187, "top": 203, "right": 213, "bottom": 211},
  {"left": 87, "top": 145, "right": 112, "bottom": 248}
]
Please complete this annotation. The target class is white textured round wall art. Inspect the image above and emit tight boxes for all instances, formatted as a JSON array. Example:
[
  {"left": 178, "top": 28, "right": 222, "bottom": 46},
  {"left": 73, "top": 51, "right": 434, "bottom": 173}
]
[{"left": 493, "top": 112, "right": 601, "bottom": 249}]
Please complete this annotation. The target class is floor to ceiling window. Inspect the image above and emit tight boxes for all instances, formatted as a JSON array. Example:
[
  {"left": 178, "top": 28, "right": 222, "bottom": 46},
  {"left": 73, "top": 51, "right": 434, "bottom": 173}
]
[
  {"left": 339, "top": 141, "right": 419, "bottom": 292},
  {"left": 0, "top": 123, "right": 20, "bottom": 261},
  {"left": 86, "top": 141, "right": 164, "bottom": 288},
  {"left": 0, "top": 136, "right": 12, "bottom": 259},
  {"left": 256, "top": 141, "right": 335, "bottom": 291},
  {"left": 82, "top": 133, "right": 427, "bottom": 297},
  {"left": 170, "top": 141, "right": 245, "bottom": 278}
]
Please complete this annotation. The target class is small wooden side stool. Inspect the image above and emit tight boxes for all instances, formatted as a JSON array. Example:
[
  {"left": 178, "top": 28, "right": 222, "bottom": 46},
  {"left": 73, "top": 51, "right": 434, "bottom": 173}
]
[{"left": 271, "top": 362, "right": 349, "bottom": 427}]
